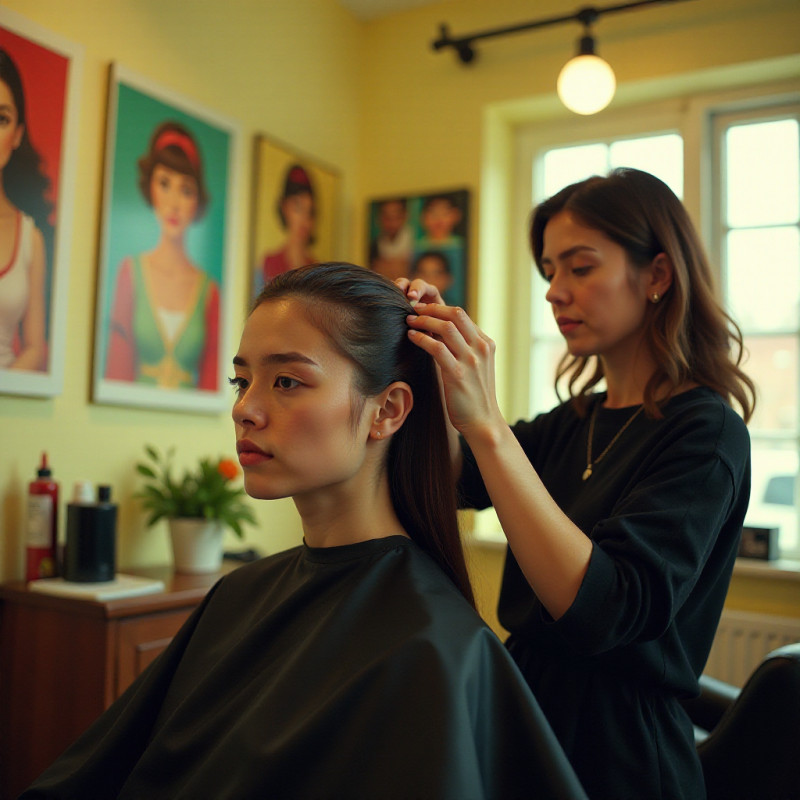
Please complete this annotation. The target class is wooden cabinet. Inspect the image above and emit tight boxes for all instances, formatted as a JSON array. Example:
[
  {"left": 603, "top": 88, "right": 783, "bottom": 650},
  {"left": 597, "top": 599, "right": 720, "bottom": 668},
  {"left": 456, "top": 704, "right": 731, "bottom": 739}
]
[{"left": 0, "top": 567, "right": 228, "bottom": 799}]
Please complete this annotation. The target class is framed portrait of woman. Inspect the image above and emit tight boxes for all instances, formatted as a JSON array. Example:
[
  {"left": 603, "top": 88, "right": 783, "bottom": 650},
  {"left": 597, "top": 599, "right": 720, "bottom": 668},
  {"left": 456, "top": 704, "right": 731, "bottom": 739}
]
[
  {"left": 93, "top": 63, "right": 242, "bottom": 414},
  {"left": 0, "top": 10, "right": 82, "bottom": 398},
  {"left": 249, "top": 135, "right": 339, "bottom": 305}
]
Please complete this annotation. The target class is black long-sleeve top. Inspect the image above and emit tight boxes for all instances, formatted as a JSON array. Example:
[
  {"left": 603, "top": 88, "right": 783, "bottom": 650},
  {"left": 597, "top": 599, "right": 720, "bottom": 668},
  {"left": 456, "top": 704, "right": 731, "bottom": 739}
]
[{"left": 459, "top": 387, "right": 751, "bottom": 799}]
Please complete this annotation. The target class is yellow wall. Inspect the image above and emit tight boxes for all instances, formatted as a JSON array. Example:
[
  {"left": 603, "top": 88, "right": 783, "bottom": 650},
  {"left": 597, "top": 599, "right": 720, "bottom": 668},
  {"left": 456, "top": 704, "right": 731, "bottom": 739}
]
[
  {"left": 356, "top": 0, "right": 800, "bottom": 275},
  {"left": 0, "top": 0, "right": 364, "bottom": 578},
  {"left": 2, "top": 0, "right": 800, "bottom": 634}
]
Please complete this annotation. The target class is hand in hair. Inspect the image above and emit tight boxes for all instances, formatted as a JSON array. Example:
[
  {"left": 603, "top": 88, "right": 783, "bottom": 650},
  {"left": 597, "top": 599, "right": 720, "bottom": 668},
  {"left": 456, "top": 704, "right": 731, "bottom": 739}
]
[
  {"left": 395, "top": 276, "right": 444, "bottom": 307},
  {"left": 406, "top": 302, "right": 502, "bottom": 443}
]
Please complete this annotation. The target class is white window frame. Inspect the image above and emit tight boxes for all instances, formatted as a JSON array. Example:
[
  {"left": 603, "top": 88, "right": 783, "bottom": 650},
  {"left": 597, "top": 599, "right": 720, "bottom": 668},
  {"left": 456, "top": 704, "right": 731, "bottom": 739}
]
[
  {"left": 506, "top": 79, "right": 800, "bottom": 558},
  {"left": 711, "top": 102, "right": 800, "bottom": 559}
]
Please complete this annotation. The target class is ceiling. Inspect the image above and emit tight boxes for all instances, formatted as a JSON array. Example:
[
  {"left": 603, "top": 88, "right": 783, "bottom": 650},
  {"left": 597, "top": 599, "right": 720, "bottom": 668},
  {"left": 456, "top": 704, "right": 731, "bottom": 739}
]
[{"left": 337, "top": 0, "right": 440, "bottom": 21}]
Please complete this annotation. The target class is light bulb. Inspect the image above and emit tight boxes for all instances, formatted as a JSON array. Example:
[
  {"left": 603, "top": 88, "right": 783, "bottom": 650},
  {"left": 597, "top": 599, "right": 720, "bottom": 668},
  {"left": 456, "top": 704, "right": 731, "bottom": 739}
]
[{"left": 557, "top": 52, "right": 616, "bottom": 115}]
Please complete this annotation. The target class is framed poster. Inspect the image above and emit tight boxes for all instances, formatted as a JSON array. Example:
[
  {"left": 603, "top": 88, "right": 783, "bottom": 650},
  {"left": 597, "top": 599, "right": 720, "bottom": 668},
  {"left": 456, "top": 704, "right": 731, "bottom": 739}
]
[
  {"left": 367, "top": 188, "right": 470, "bottom": 309},
  {"left": 0, "top": 10, "right": 82, "bottom": 397},
  {"left": 250, "top": 135, "right": 338, "bottom": 303},
  {"left": 93, "top": 63, "right": 241, "bottom": 413}
]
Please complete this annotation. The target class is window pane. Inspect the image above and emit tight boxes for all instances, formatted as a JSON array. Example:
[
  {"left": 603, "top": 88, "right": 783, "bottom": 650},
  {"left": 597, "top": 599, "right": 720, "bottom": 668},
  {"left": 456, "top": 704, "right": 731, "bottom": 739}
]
[
  {"left": 609, "top": 134, "right": 684, "bottom": 198},
  {"left": 744, "top": 335, "right": 798, "bottom": 431},
  {"left": 746, "top": 443, "right": 799, "bottom": 553},
  {"left": 726, "top": 119, "right": 800, "bottom": 227},
  {"left": 542, "top": 144, "right": 607, "bottom": 197},
  {"left": 725, "top": 227, "right": 800, "bottom": 332}
]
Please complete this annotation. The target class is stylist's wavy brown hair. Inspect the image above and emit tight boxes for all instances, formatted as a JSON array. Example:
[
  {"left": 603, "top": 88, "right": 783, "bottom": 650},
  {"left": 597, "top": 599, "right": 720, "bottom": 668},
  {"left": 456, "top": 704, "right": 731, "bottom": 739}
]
[
  {"left": 530, "top": 168, "right": 755, "bottom": 422},
  {"left": 252, "top": 262, "right": 474, "bottom": 607}
]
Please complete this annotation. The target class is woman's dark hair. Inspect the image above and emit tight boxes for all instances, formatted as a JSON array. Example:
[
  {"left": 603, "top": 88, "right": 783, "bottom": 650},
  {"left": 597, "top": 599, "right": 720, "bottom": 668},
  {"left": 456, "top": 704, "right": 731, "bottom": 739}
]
[
  {"left": 0, "top": 48, "right": 54, "bottom": 243},
  {"left": 138, "top": 121, "right": 209, "bottom": 218},
  {"left": 530, "top": 167, "right": 755, "bottom": 422},
  {"left": 252, "top": 262, "right": 474, "bottom": 607}
]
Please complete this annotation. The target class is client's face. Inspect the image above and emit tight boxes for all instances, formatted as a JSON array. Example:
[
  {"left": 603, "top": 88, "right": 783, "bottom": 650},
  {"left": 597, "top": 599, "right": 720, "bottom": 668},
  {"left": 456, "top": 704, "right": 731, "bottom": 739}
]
[{"left": 231, "top": 299, "right": 371, "bottom": 505}]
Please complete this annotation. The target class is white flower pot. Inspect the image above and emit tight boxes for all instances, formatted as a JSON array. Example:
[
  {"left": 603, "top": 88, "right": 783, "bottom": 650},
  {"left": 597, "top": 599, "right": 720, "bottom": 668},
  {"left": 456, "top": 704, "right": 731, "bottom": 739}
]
[{"left": 168, "top": 518, "right": 224, "bottom": 574}]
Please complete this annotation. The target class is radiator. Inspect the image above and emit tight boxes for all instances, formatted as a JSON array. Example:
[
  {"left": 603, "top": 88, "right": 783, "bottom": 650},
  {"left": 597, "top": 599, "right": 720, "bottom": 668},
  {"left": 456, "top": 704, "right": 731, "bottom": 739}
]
[{"left": 704, "top": 609, "right": 800, "bottom": 687}]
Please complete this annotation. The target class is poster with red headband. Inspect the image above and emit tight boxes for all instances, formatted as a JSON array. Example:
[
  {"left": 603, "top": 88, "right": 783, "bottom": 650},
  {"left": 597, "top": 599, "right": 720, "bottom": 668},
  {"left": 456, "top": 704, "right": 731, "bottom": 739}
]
[
  {"left": 93, "top": 63, "right": 242, "bottom": 414},
  {"left": 250, "top": 135, "right": 339, "bottom": 303},
  {"left": 0, "top": 10, "right": 82, "bottom": 398}
]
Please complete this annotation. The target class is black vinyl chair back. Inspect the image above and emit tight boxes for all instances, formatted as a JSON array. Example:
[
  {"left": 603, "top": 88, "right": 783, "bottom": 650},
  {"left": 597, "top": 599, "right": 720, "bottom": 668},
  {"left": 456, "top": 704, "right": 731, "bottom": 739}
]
[{"left": 693, "top": 642, "right": 800, "bottom": 800}]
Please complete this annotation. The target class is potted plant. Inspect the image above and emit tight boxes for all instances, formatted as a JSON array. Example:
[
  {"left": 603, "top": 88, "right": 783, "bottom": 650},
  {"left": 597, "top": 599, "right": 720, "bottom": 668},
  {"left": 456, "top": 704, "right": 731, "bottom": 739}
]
[{"left": 135, "top": 445, "right": 256, "bottom": 573}]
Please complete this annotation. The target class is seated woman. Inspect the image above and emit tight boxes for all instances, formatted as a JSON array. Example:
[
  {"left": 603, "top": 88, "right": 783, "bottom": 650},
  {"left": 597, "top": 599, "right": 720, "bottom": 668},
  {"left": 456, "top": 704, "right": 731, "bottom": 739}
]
[{"left": 23, "top": 263, "right": 586, "bottom": 800}]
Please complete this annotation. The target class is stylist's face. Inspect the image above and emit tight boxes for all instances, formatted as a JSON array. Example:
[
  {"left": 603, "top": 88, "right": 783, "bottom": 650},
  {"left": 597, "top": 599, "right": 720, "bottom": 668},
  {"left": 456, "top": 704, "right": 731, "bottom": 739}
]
[{"left": 541, "top": 210, "right": 649, "bottom": 361}]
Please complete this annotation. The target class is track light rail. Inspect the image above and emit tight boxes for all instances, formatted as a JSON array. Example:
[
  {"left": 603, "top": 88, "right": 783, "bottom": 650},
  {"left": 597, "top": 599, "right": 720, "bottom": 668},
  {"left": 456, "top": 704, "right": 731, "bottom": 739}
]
[{"left": 432, "top": 0, "right": 695, "bottom": 64}]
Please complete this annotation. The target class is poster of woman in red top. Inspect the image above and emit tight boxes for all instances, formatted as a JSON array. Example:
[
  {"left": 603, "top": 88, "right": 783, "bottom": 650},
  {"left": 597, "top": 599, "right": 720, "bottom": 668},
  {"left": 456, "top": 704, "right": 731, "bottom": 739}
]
[{"left": 0, "top": 10, "right": 81, "bottom": 398}]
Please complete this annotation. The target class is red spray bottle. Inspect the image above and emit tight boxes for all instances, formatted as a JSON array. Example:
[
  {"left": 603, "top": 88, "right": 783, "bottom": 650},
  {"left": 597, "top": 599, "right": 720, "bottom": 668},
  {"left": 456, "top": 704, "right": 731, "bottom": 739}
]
[{"left": 26, "top": 452, "right": 59, "bottom": 581}]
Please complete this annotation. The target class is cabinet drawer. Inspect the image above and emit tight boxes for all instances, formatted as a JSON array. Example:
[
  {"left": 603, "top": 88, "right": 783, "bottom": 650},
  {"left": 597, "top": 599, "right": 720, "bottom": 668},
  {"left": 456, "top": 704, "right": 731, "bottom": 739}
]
[{"left": 115, "top": 609, "right": 192, "bottom": 696}]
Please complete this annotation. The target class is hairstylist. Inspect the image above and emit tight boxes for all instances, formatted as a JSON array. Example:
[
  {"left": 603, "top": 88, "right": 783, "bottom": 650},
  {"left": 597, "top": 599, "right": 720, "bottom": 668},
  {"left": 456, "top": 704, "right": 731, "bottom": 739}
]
[{"left": 401, "top": 168, "right": 755, "bottom": 799}]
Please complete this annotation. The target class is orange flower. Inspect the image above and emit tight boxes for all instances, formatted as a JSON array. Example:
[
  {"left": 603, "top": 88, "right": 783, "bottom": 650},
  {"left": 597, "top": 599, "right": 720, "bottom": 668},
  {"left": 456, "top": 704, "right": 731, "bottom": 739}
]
[{"left": 217, "top": 458, "right": 239, "bottom": 481}]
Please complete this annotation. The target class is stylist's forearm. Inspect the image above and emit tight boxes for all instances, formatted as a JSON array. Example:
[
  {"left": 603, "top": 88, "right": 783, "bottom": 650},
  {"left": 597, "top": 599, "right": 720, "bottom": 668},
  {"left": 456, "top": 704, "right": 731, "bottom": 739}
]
[{"left": 463, "top": 421, "right": 592, "bottom": 620}]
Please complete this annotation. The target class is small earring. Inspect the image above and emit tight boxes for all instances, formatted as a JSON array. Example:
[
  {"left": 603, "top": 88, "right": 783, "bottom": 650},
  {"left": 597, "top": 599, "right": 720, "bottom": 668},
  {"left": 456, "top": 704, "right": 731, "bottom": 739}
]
[
  {"left": 374, "top": 430, "right": 382, "bottom": 439},
  {"left": 650, "top": 292, "right": 661, "bottom": 304}
]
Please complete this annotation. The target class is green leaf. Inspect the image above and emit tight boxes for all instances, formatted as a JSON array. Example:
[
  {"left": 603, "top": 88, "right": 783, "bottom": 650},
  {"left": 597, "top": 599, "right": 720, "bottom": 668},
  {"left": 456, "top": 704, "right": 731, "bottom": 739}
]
[{"left": 135, "top": 444, "right": 257, "bottom": 533}]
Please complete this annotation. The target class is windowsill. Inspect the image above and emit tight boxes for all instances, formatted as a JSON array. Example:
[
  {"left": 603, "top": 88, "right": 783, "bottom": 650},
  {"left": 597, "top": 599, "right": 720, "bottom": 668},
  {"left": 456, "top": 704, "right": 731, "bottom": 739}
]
[
  {"left": 467, "top": 530, "right": 507, "bottom": 549},
  {"left": 469, "top": 532, "right": 800, "bottom": 582},
  {"left": 734, "top": 557, "right": 800, "bottom": 582}
]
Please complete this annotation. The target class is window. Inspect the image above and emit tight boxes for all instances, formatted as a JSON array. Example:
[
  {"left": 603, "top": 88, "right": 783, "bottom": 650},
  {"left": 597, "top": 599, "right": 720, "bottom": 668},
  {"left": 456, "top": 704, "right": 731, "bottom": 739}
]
[
  {"left": 516, "top": 89, "right": 800, "bottom": 558},
  {"left": 714, "top": 110, "right": 800, "bottom": 557}
]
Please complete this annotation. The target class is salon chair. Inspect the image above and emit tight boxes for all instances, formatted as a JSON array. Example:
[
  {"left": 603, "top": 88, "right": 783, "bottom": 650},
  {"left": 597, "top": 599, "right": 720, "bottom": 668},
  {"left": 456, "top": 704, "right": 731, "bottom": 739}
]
[{"left": 682, "top": 642, "right": 800, "bottom": 800}]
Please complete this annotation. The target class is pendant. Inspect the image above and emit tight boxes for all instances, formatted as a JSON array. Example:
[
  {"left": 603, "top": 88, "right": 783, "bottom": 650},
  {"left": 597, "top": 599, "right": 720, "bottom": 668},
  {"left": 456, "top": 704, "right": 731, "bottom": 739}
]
[{"left": 582, "top": 467, "right": 592, "bottom": 481}]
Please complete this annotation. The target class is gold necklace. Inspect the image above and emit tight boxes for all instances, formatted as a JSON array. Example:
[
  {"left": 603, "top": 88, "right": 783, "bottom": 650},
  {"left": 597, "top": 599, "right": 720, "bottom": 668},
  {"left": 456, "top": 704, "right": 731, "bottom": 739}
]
[{"left": 582, "top": 401, "right": 645, "bottom": 481}]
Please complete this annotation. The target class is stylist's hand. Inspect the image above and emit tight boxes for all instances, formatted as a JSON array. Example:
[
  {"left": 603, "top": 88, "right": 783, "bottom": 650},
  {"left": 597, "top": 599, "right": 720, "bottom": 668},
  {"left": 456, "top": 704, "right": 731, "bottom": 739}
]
[
  {"left": 394, "top": 277, "right": 443, "bottom": 307},
  {"left": 405, "top": 302, "right": 505, "bottom": 442}
]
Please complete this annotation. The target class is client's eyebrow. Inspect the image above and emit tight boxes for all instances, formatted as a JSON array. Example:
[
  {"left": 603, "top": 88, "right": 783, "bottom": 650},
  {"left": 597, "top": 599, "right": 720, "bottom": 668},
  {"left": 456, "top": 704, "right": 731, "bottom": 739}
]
[{"left": 232, "top": 352, "right": 319, "bottom": 368}]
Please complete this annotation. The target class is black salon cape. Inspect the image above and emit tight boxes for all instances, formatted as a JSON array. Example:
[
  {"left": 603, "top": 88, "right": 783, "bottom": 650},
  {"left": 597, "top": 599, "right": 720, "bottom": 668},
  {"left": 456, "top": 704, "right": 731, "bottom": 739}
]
[{"left": 22, "top": 536, "right": 586, "bottom": 800}]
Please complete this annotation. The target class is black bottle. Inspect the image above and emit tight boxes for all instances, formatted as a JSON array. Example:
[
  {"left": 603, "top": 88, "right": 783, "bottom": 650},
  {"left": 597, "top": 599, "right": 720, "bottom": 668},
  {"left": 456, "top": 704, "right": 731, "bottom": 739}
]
[{"left": 64, "top": 484, "right": 118, "bottom": 583}]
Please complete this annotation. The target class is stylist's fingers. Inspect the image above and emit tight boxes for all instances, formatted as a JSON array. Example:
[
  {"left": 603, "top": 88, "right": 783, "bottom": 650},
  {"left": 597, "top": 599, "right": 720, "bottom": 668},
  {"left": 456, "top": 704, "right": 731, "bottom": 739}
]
[
  {"left": 406, "top": 304, "right": 499, "bottom": 435},
  {"left": 407, "top": 303, "right": 485, "bottom": 349},
  {"left": 406, "top": 324, "right": 460, "bottom": 372},
  {"left": 394, "top": 278, "right": 443, "bottom": 306}
]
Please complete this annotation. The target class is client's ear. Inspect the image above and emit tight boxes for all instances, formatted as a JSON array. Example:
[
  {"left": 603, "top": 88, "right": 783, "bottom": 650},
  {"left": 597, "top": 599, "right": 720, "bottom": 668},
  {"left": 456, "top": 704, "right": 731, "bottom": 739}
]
[{"left": 370, "top": 382, "right": 413, "bottom": 440}]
